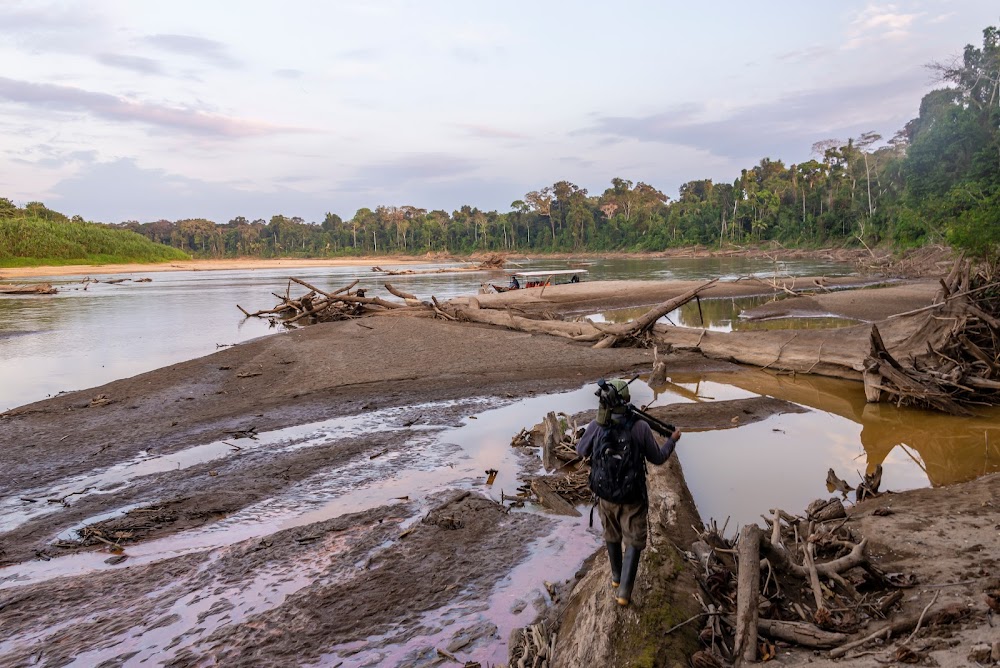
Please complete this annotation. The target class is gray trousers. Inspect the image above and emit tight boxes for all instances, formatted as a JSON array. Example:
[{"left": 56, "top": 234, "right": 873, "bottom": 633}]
[{"left": 597, "top": 499, "right": 648, "bottom": 549}]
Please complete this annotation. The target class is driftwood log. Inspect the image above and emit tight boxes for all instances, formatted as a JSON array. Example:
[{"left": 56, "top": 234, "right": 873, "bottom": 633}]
[
  {"left": 733, "top": 524, "right": 760, "bottom": 663},
  {"left": 0, "top": 283, "right": 57, "bottom": 294}
]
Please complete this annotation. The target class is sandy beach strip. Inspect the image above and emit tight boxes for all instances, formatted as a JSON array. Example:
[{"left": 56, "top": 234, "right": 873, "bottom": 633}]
[{"left": 0, "top": 256, "right": 447, "bottom": 279}]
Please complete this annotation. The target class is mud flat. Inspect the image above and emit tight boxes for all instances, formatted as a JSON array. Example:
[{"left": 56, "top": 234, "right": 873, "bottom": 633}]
[{"left": 1, "top": 270, "right": 998, "bottom": 666}]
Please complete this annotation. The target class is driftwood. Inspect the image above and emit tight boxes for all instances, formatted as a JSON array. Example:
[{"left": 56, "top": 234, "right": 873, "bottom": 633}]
[
  {"left": 0, "top": 283, "right": 57, "bottom": 294},
  {"left": 861, "top": 261, "right": 999, "bottom": 413},
  {"left": 690, "top": 498, "right": 910, "bottom": 663},
  {"left": 530, "top": 479, "right": 581, "bottom": 517},
  {"left": 733, "top": 524, "right": 760, "bottom": 663},
  {"left": 592, "top": 279, "right": 719, "bottom": 348},
  {"left": 756, "top": 619, "right": 848, "bottom": 648},
  {"left": 541, "top": 412, "right": 562, "bottom": 471},
  {"left": 238, "top": 276, "right": 432, "bottom": 327},
  {"left": 828, "top": 607, "right": 952, "bottom": 659}
]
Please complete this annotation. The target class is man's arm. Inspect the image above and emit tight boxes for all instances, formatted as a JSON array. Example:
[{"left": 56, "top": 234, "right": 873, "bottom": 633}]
[
  {"left": 575, "top": 421, "right": 600, "bottom": 458},
  {"left": 633, "top": 420, "right": 681, "bottom": 465}
]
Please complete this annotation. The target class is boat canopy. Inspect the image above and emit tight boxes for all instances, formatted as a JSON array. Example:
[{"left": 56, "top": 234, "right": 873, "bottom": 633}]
[{"left": 508, "top": 269, "right": 588, "bottom": 278}]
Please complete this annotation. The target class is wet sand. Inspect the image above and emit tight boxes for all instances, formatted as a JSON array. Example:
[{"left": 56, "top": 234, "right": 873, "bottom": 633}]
[{"left": 0, "top": 256, "right": 443, "bottom": 279}]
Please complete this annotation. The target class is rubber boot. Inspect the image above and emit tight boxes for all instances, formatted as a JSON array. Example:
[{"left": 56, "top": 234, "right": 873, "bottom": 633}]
[
  {"left": 616, "top": 546, "right": 643, "bottom": 606},
  {"left": 606, "top": 541, "right": 623, "bottom": 589}
]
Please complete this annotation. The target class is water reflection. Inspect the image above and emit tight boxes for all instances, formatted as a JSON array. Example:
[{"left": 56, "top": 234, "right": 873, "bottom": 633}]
[
  {"left": 632, "top": 371, "right": 999, "bottom": 532},
  {"left": 712, "top": 370, "right": 1000, "bottom": 488},
  {"left": 593, "top": 295, "right": 858, "bottom": 332}
]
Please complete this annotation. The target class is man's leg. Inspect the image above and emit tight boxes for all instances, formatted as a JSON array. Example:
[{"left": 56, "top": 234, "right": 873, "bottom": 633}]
[
  {"left": 606, "top": 541, "right": 623, "bottom": 588},
  {"left": 616, "top": 502, "right": 649, "bottom": 606},
  {"left": 598, "top": 500, "right": 624, "bottom": 589}
]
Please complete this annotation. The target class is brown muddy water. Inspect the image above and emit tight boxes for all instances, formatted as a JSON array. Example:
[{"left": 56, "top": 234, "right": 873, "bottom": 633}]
[
  {"left": 591, "top": 294, "right": 861, "bottom": 331},
  {"left": 2, "top": 374, "right": 997, "bottom": 666}
]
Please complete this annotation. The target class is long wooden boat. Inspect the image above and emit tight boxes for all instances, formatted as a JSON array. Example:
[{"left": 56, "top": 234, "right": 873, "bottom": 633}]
[{"left": 492, "top": 269, "right": 587, "bottom": 292}]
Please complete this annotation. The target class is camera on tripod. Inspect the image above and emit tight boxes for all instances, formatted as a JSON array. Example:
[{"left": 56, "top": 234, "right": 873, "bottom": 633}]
[
  {"left": 595, "top": 378, "right": 628, "bottom": 410},
  {"left": 595, "top": 378, "right": 676, "bottom": 438}
]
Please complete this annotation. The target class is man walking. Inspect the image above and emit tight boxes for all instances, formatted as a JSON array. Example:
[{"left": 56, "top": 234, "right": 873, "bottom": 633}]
[{"left": 575, "top": 379, "right": 682, "bottom": 606}]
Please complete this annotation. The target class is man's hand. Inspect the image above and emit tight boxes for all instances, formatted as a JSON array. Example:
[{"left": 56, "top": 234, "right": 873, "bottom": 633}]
[{"left": 671, "top": 429, "right": 682, "bottom": 442}]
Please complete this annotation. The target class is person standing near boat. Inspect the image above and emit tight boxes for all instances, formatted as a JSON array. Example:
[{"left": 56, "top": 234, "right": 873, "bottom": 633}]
[{"left": 575, "top": 379, "right": 682, "bottom": 606}]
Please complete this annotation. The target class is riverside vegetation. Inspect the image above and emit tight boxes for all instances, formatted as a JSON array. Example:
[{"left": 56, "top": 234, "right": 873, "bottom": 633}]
[{"left": 1, "top": 25, "right": 999, "bottom": 269}]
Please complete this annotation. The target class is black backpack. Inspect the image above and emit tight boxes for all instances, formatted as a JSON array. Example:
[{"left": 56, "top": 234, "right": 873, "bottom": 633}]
[{"left": 588, "top": 417, "right": 645, "bottom": 504}]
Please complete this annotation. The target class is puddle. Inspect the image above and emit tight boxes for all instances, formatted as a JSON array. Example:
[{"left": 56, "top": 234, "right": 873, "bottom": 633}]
[
  {"left": 55, "top": 503, "right": 147, "bottom": 542},
  {"left": 0, "top": 388, "right": 606, "bottom": 588},
  {"left": 318, "top": 514, "right": 600, "bottom": 667},
  {"left": 683, "top": 370, "right": 1000, "bottom": 533},
  {"left": 589, "top": 295, "right": 858, "bottom": 332},
  {"left": 0, "top": 399, "right": 480, "bottom": 535}
]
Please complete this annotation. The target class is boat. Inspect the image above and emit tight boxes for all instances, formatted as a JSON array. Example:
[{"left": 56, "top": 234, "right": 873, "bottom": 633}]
[{"left": 491, "top": 269, "right": 587, "bottom": 292}]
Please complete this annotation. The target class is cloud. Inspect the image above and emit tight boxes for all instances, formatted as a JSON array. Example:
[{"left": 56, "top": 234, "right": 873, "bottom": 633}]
[
  {"left": 846, "top": 4, "right": 923, "bottom": 48},
  {"left": 145, "top": 33, "right": 242, "bottom": 68},
  {"left": 338, "top": 47, "right": 381, "bottom": 62},
  {"left": 0, "top": 4, "right": 94, "bottom": 33},
  {"left": 0, "top": 76, "right": 305, "bottom": 138},
  {"left": 46, "top": 157, "right": 523, "bottom": 222},
  {"left": 8, "top": 144, "right": 97, "bottom": 168},
  {"left": 273, "top": 68, "right": 304, "bottom": 79},
  {"left": 49, "top": 158, "right": 335, "bottom": 223},
  {"left": 776, "top": 45, "right": 835, "bottom": 63},
  {"left": 96, "top": 53, "right": 165, "bottom": 75},
  {"left": 454, "top": 123, "right": 529, "bottom": 140},
  {"left": 349, "top": 153, "right": 481, "bottom": 186},
  {"left": 929, "top": 12, "right": 956, "bottom": 25},
  {"left": 579, "top": 73, "right": 928, "bottom": 162},
  {"left": 0, "top": 3, "right": 108, "bottom": 52}
]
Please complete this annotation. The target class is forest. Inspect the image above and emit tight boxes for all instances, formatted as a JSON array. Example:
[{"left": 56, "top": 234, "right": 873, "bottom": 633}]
[{"left": 2, "top": 25, "right": 998, "bottom": 265}]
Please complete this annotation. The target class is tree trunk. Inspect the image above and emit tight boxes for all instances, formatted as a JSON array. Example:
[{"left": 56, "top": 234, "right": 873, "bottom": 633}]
[{"left": 733, "top": 524, "right": 761, "bottom": 663}]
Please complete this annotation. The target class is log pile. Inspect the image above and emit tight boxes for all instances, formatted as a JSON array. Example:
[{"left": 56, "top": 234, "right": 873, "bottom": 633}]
[
  {"left": 685, "top": 498, "right": 964, "bottom": 665},
  {"left": 864, "top": 260, "right": 1000, "bottom": 415},
  {"left": 236, "top": 277, "right": 453, "bottom": 328},
  {"left": 509, "top": 413, "right": 592, "bottom": 511},
  {"left": 508, "top": 622, "right": 556, "bottom": 668},
  {"left": 370, "top": 253, "right": 505, "bottom": 275}
]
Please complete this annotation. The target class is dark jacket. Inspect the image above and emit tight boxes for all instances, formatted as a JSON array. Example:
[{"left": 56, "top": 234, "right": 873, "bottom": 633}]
[{"left": 576, "top": 416, "right": 676, "bottom": 465}]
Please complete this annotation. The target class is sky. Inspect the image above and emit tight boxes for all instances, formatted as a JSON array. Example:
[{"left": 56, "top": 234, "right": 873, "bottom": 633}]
[{"left": 0, "top": 1, "right": 997, "bottom": 224}]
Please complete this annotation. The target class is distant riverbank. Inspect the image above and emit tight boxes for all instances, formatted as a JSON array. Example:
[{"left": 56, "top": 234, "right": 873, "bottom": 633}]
[
  {"left": 0, "top": 245, "right": 953, "bottom": 280},
  {"left": 0, "top": 256, "right": 443, "bottom": 279}
]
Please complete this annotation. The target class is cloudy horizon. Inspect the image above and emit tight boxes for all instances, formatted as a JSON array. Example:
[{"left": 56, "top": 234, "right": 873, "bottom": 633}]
[{"left": 1, "top": 1, "right": 996, "bottom": 224}]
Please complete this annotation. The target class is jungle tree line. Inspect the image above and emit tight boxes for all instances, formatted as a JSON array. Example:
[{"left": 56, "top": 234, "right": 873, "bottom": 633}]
[{"left": 8, "top": 25, "right": 997, "bottom": 262}]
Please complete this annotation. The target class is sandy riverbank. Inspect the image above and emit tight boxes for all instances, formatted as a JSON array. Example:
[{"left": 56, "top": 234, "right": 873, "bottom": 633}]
[
  {"left": 1, "top": 244, "right": 943, "bottom": 280},
  {"left": 0, "top": 255, "right": 450, "bottom": 279}
]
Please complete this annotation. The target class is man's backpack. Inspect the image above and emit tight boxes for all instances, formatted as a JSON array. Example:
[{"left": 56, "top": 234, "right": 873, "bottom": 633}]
[{"left": 588, "top": 417, "right": 645, "bottom": 504}]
